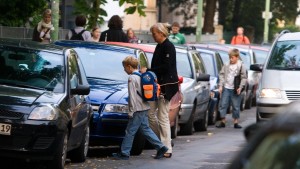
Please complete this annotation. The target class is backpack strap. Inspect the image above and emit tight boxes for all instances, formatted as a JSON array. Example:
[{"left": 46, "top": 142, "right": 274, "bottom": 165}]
[
  {"left": 78, "top": 29, "right": 86, "bottom": 35},
  {"left": 71, "top": 29, "right": 76, "bottom": 35},
  {"left": 131, "top": 72, "right": 143, "bottom": 99}
]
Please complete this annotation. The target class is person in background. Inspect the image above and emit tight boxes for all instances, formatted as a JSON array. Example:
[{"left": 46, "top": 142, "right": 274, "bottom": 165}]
[
  {"left": 230, "top": 27, "right": 250, "bottom": 45},
  {"left": 216, "top": 49, "right": 247, "bottom": 129},
  {"left": 141, "top": 23, "right": 179, "bottom": 158},
  {"left": 112, "top": 56, "right": 168, "bottom": 160},
  {"left": 90, "top": 27, "right": 101, "bottom": 42},
  {"left": 99, "top": 15, "right": 128, "bottom": 42},
  {"left": 168, "top": 22, "right": 186, "bottom": 45},
  {"left": 127, "top": 28, "right": 139, "bottom": 43},
  {"left": 66, "top": 15, "right": 91, "bottom": 41},
  {"left": 32, "top": 9, "right": 54, "bottom": 44}
]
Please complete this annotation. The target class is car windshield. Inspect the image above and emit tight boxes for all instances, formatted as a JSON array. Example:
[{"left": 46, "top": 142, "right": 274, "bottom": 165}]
[
  {"left": 146, "top": 52, "right": 192, "bottom": 78},
  {"left": 75, "top": 48, "right": 131, "bottom": 81},
  {"left": 239, "top": 51, "right": 251, "bottom": 69},
  {"left": 0, "top": 46, "right": 65, "bottom": 92},
  {"left": 199, "top": 52, "right": 215, "bottom": 77},
  {"left": 267, "top": 41, "right": 300, "bottom": 70}
]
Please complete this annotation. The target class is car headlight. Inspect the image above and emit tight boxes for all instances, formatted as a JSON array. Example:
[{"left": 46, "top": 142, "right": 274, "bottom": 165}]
[
  {"left": 103, "top": 104, "right": 129, "bottom": 114},
  {"left": 28, "top": 105, "right": 58, "bottom": 120},
  {"left": 259, "top": 89, "right": 282, "bottom": 98}
]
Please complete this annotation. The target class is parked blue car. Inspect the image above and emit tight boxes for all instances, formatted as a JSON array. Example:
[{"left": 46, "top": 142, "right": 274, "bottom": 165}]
[{"left": 54, "top": 40, "right": 150, "bottom": 155}]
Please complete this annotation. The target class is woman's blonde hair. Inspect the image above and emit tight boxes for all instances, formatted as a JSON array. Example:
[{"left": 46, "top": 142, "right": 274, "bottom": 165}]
[
  {"left": 43, "top": 9, "right": 52, "bottom": 17},
  {"left": 150, "top": 23, "right": 171, "bottom": 37}
]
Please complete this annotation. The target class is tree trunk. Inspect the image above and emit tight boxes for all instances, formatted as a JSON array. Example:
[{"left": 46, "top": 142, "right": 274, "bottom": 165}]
[
  {"left": 202, "top": 0, "right": 217, "bottom": 34},
  {"left": 218, "top": 0, "right": 228, "bottom": 26},
  {"left": 232, "top": 0, "right": 242, "bottom": 30},
  {"left": 51, "top": 0, "right": 59, "bottom": 41}
]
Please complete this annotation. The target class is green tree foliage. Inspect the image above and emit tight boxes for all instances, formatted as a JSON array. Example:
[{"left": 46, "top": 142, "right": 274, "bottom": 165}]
[
  {"left": 74, "top": 0, "right": 146, "bottom": 30},
  {"left": 0, "top": 0, "right": 47, "bottom": 27},
  {"left": 222, "top": 0, "right": 299, "bottom": 43}
]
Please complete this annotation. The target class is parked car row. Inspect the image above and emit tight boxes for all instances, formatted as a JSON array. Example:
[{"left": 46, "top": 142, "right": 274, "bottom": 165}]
[{"left": 0, "top": 38, "right": 271, "bottom": 168}]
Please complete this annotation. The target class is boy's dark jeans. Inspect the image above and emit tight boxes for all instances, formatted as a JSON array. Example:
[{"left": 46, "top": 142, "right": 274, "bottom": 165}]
[{"left": 121, "top": 110, "right": 164, "bottom": 156}]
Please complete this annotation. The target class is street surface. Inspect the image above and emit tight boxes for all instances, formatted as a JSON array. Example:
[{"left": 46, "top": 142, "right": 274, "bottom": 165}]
[{"left": 2, "top": 107, "right": 256, "bottom": 169}]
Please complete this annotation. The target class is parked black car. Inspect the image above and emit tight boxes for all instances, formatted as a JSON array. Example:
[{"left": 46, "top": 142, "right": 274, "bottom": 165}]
[{"left": 0, "top": 39, "right": 92, "bottom": 169}]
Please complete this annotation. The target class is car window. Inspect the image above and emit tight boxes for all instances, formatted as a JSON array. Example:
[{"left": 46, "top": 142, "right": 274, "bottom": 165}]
[
  {"left": 0, "top": 46, "right": 64, "bottom": 92},
  {"left": 146, "top": 51, "right": 193, "bottom": 78},
  {"left": 68, "top": 51, "right": 82, "bottom": 89},
  {"left": 253, "top": 49, "right": 268, "bottom": 64},
  {"left": 244, "top": 132, "right": 300, "bottom": 169},
  {"left": 199, "top": 52, "right": 215, "bottom": 76},
  {"left": 75, "top": 48, "right": 130, "bottom": 81},
  {"left": 217, "top": 50, "right": 230, "bottom": 64},
  {"left": 138, "top": 51, "right": 149, "bottom": 69},
  {"left": 239, "top": 51, "right": 251, "bottom": 69},
  {"left": 267, "top": 41, "right": 300, "bottom": 70},
  {"left": 215, "top": 53, "right": 223, "bottom": 74},
  {"left": 192, "top": 52, "right": 206, "bottom": 75}
]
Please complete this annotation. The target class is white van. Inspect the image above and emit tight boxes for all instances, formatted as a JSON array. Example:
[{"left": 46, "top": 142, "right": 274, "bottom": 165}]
[{"left": 251, "top": 30, "right": 300, "bottom": 121}]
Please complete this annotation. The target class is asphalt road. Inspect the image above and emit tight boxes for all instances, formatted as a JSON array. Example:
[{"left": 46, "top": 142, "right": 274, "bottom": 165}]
[
  {"left": 65, "top": 107, "right": 256, "bottom": 169},
  {"left": 1, "top": 107, "right": 256, "bottom": 169}
]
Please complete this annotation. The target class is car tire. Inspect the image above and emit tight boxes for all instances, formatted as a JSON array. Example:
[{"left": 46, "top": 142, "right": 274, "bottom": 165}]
[
  {"left": 245, "top": 92, "right": 253, "bottom": 109},
  {"left": 171, "top": 115, "right": 178, "bottom": 139},
  {"left": 48, "top": 130, "right": 68, "bottom": 169},
  {"left": 194, "top": 110, "right": 208, "bottom": 132},
  {"left": 179, "top": 103, "right": 195, "bottom": 135},
  {"left": 130, "top": 129, "right": 145, "bottom": 155},
  {"left": 256, "top": 110, "right": 261, "bottom": 122},
  {"left": 69, "top": 125, "right": 90, "bottom": 163}
]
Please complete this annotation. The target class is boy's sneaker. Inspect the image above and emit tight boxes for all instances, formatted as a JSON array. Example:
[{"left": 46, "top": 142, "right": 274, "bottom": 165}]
[
  {"left": 234, "top": 123, "right": 242, "bottom": 129},
  {"left": 112, "top": 152, "right": 129, "bottom": 160},
  {"left": 154, "top": 146, "right": 169, "bottom": 159},
  {"left": 216, "top": 122, "right": 226, "bottom": 128}
]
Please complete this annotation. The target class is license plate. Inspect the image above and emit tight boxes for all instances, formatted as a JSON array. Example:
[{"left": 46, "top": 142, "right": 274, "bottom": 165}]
[{"left": 0, "top": 123, "right": 11, "bottom": 135}]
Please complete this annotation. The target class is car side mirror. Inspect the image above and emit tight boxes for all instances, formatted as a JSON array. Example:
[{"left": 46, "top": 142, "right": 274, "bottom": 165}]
[
  {"left": 71, "top": 84, "right": 90, "bottom": 95},
  {"left": 250, "top": 64, "right": 263, "bottom": 72},
  {"left": 197, "top": 73, "right": 210, "bottom": 82}
]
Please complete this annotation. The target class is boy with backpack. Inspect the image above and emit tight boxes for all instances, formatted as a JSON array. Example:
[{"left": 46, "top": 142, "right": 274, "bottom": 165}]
[
  {"left": 112, "top": 56, "right": 168, "bottom": 160},
  {"left": 66, "top": 15, "right": 91, "bottom": 41}
]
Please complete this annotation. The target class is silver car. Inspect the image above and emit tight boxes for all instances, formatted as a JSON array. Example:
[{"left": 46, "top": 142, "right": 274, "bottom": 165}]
[{"left": 251, "top": 31, "right": 300, "bottom": 121}]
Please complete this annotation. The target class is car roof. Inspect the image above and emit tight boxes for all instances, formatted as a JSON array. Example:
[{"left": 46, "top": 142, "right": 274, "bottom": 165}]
[
  {"left": 196, "top": 48, "right": 217, "bottom": 54},
  {"left": 233, "top": 44, "right": 270, "bottom": 52},
  {"left": 54, "top": 40, "right": 137, "bottom": 54},
  {"left": 0, "top": 38, "right": 64, "bottom": 54},
  {"left": 278, "top": 32, "right": 300, "bottom": 41},
  {"left": 105, "top": 42, "right": 156, "bottom": 53}
]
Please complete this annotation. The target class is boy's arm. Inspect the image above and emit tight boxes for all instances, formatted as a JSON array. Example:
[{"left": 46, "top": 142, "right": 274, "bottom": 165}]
[
  {"left": 240, "top": 64, "right": 248, "bottom": 88},
  {"left": 218, "top": 65, "right": 225, "bottom": 87},
  {"left": 127, "top": 75, "right": 136, "bottom": 116}
]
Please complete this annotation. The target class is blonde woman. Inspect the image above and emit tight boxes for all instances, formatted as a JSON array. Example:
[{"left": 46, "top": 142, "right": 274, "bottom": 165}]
[{"left": 32, "top": 9, "right": 54, "bottom": 43}]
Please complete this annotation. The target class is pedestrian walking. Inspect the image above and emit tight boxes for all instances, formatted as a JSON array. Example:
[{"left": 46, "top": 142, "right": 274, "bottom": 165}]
[
  {"left": 141, "top": 23, "right": 179, "bottom": 158},
  {"left": 168, "top": 22, "right": 186, "bottom": 44},
  {"left": 89, "top": 26, "right": 101, "bottom": 42},
  {"left": 127, "top": 28, "right": 139, "bottom": 43},
  {"left": 99, "top": 15, "right": 128, "bottom": 42},
  {"left": 112, "top": 56, "right": 168, "bottom": 160},
  {"left": 66, "top": 15, "right": 91, "bottom": 41},
  {"left": 216, "top": 48, "right": 247, "bottom": 129},
  {"left": 230, "top": 27, "right": 250, "bottom": 45},
  {"left": 32, "top": 9, "right": 54, "bottom": 44}
]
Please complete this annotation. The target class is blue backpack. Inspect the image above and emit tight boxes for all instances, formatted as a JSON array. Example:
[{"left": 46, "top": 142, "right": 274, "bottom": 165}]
[{"left": 132, "top": 71, "right": 160, "bottom": 101}]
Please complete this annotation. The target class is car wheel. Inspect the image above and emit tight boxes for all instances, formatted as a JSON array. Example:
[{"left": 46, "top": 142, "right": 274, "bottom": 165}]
[
  {"left": 194, "top": 110, "right": 208, "bottom": 132},
  {"left": 69, "top": 125, "right": 90, "bottom": 162},
  {"left": 48, "top": 130, "right": 68, "bottom": 169},
  {"left": 171, "top": 115, "right": 179, "bottom": 139},
  {"left": 130, "top": 129, "right": 145, "bottom": 155},
  {"left": 179, "top": 103, "right": 195, "bottom": 135},
  {"left": 245, "top": 92, "right": 253, "bottom": 109},
  {"left": 256, "top": 110, "right": 261, "bottom": 122}
]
